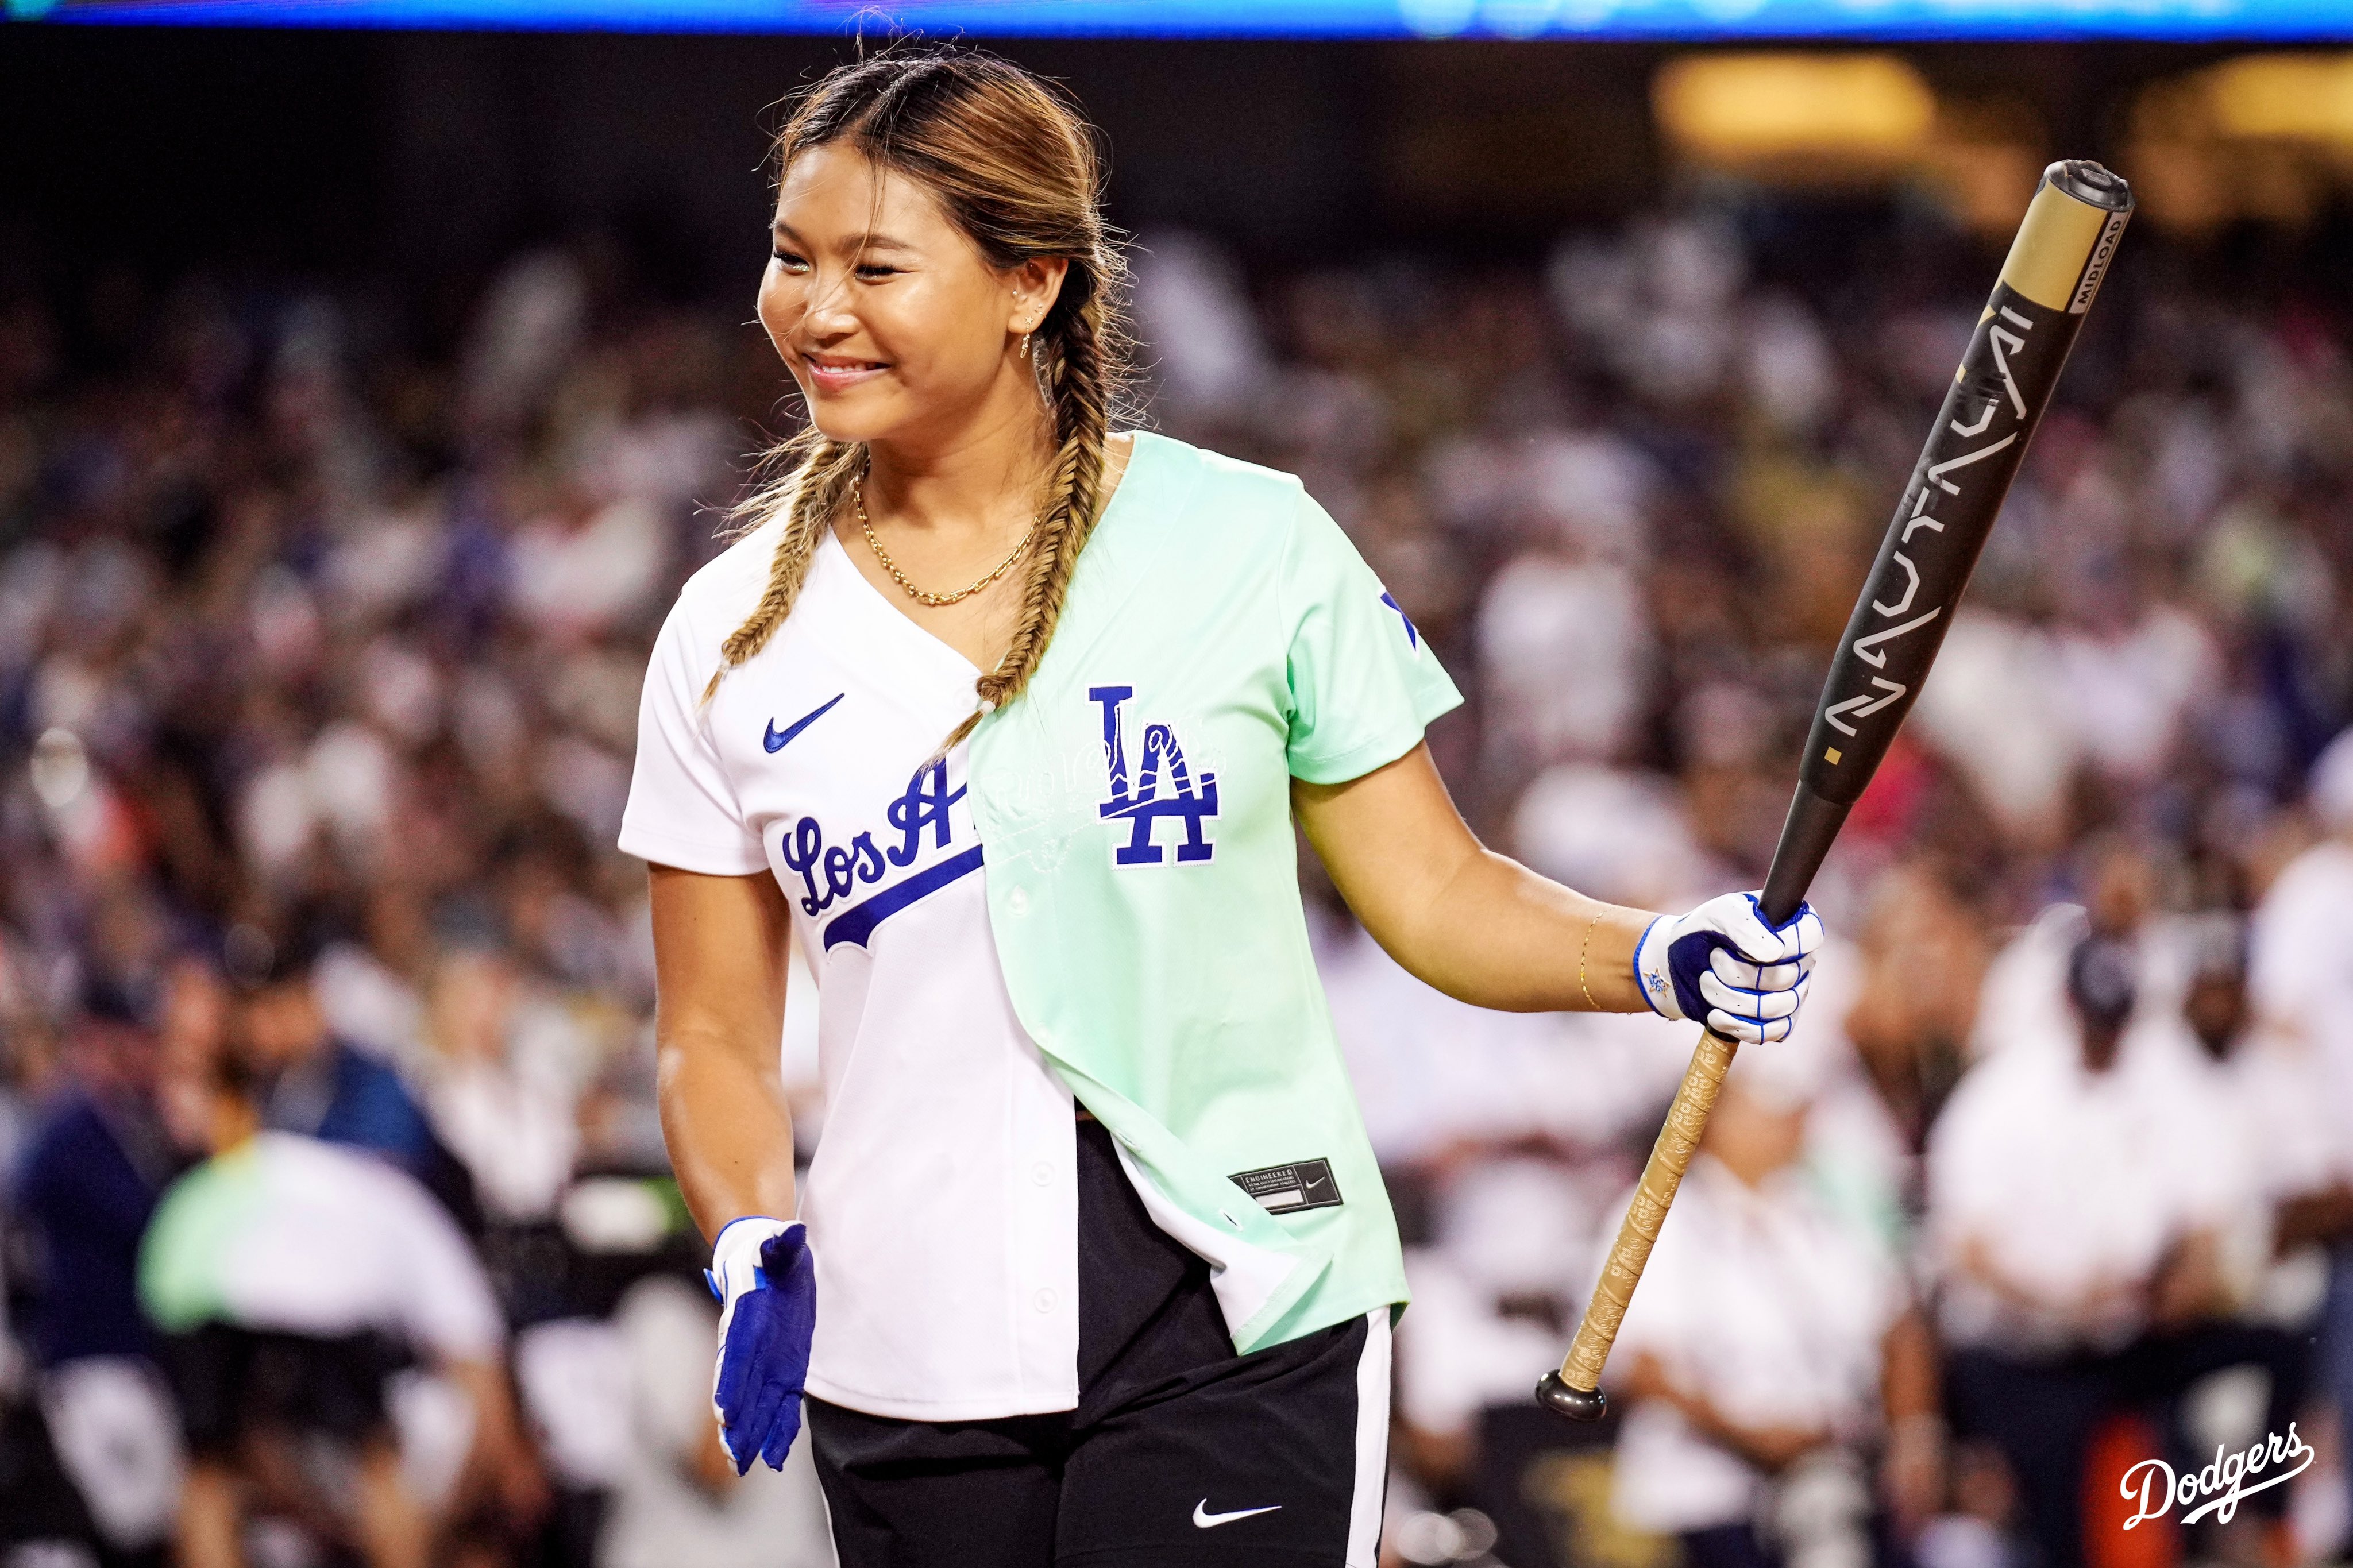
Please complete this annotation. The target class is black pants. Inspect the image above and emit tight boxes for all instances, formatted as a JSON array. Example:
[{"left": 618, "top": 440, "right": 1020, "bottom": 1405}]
[
  {"left": 1683, "top": 1523, "right": 1777, "bottom": 1568},
  {"left": 807, "top": 1118, "right": 1390, "bottom": 1567},
  {"left": 159, "top": 1324, "right": 403, "bottom": 1462}
]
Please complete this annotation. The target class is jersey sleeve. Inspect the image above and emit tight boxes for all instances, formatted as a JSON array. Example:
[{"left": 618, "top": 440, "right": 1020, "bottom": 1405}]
[
  {"left": 1280, "top": 491, "right": 1463, "bottom": 785},
  {"left": 618, "top": 592, "right": 769, "bottom": 875}
]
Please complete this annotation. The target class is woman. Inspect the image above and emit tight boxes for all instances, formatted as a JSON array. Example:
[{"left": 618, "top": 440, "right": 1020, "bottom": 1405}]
[{"left": 620, "top": 45, "right": 1822, "bottom": 1568}]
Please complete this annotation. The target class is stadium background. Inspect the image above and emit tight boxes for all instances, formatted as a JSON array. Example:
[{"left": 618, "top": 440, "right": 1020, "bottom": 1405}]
[{"left": 5, "top": 13, "right": 2353, "bottom": 1568}]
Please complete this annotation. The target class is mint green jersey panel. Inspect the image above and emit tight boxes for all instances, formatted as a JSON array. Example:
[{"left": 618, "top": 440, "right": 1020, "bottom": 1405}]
[
  {"left": 967, "top": 433, "right": 1462, "bottom": 1353},
  {"left": 139, "top": 1144, "right": 265, "bottom": 1333}
]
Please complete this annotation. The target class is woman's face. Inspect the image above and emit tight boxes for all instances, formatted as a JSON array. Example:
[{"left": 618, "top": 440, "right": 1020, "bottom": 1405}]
[{"left": 758, "top": 144, "right": 1063, "bottom": 450}]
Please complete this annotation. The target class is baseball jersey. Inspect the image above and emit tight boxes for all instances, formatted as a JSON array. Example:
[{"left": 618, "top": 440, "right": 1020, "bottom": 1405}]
[
  {"left": 964, "top": 434, "right": 1460, "bottom": 1352},
  {"left": 622, "top": 431, "right": 1460, "bottom": 1416}
]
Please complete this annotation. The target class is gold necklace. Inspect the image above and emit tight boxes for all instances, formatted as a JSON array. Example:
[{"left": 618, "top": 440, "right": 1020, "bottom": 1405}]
[{"left": 855, "top": 466, "right": 1039, "bottom": 608}]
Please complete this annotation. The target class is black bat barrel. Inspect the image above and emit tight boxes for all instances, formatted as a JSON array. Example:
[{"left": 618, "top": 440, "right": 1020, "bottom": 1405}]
[{"left": 1758, "top": 161, "right": 2134, "bottom": 928}]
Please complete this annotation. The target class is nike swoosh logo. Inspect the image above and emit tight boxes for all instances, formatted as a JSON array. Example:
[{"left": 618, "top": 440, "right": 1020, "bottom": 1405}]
[
  {"left": 1193, "top": 1500, "right": 1281, "bottom": 1529},
  {"left": 765, "top": 693, "right": 844, "bottom": 754}
]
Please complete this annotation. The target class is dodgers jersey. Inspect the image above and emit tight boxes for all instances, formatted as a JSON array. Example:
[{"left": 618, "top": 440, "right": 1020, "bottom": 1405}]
[
  {"left": 622, "top": 432, "right": 1461, "bottom": 1418},
  {"left": 623, "top": 526, "right": 1081, "bottom": 1421}
]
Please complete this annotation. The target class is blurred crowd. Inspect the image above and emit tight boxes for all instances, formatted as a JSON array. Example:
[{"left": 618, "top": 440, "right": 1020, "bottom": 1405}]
[{"left": 1, "top": 191, "right": 2351, "bottom": 1568}]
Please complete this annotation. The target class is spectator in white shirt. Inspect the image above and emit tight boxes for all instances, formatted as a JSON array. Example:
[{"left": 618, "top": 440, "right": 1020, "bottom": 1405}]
[
  {"left": 2137, "top": 915, "right": 2334, "bottom": 1562},
  {"left": 1607, "top": 1033, "right": 1937, "bottom": 1568},
  {"left": 2248, "top": 728, "right": 2353, "bottom": 1535},
  {"left": 142, "top": 1049, "right": 546, "bottom": 1568},
  {"left": 419, "top": 942, "right": 591, "bottom": 1226},
  {"left": 2162, "top": 915, "right": 2346, "bottom": 1312},
  {"left": 1931, "top": 934, "right": 2231, "bottom": 1568}
]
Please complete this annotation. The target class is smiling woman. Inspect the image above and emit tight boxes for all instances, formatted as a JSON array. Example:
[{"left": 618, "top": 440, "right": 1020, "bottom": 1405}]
[{"left": 619, "top": 41, "right": 1824, "bottom": 1568}]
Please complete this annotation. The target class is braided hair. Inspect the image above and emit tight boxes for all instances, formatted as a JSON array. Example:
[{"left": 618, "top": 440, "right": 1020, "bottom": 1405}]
[{"left": 708, "top": 45, "right": 1133, "bottom": 742}]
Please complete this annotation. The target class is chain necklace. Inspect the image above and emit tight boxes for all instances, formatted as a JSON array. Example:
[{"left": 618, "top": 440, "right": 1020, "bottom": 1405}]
[{"left": 855, "top": 464, "right": 1039, "bottom": 608}]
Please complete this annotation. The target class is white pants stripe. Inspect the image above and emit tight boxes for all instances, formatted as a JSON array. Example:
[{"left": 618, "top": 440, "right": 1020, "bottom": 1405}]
[{"left": 1345, "top": 1307, "right": 1394, "bottom": 1568}]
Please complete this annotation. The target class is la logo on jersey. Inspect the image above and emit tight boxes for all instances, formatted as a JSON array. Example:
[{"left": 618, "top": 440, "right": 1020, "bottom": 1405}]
[{"left": 1090, "top": 685, "right": 1218, "bottom": 866}]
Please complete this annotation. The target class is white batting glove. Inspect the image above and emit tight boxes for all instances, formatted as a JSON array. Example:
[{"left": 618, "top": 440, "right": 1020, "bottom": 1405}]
[{"left": 1634, "top": 891, "right": 1824, "bottom": 1044}]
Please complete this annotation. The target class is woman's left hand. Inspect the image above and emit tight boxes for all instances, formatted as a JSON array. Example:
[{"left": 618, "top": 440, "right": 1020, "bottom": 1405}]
[{"left": 1633, "top": 892, "right": 1823, "bottom": 1043}]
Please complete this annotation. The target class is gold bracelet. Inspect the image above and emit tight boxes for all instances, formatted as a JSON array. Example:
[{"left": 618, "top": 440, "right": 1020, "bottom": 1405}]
[{"left": 1578, "top": 910, "right": 1603, "bottom": 1011}]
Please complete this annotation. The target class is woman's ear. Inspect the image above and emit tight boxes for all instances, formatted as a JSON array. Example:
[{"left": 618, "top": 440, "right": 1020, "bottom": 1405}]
[{"left": 1008, "top": 256, "right": 1072, "bottom": 333}]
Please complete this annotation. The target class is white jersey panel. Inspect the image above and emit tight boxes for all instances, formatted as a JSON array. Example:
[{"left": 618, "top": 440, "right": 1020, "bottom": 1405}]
[
  {"left": 218, "top": 1134, "right": 504, "bottom": 1361},
  {"left": 622, "top": 527, "right": 1081, "bottom": 1420}
]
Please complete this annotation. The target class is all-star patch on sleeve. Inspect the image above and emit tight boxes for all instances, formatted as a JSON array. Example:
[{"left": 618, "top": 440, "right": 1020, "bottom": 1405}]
[{"left": 1279, "top": 492, "right": 1464, "bottom": 786}]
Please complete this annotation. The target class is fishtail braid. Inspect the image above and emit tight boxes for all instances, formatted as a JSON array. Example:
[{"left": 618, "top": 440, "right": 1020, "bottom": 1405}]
[{"left": 940, "top": 279, "right": 1116, "bottom": 750}]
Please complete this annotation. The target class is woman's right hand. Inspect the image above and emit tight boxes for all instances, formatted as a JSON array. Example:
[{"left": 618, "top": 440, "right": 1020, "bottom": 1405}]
[
  {"left": 709, "top": 1215, "right": 818, "bottom": 1472},
  {"left": 647, "top": 864, "right": 808, "bottom": 1465}
]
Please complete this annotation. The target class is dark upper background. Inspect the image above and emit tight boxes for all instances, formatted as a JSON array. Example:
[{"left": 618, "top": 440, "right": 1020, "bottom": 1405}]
[{"left": 1, "top": 30, "right": 2315, "bottom": 308}]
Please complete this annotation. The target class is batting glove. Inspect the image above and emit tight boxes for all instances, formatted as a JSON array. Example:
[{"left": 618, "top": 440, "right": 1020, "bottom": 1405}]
[
  {"left": 1634, "top": 891, "right": 1824, "bottom": 1044},
  {"left": 707, "top": 1216, "right": 816, "bottom": 1474}
]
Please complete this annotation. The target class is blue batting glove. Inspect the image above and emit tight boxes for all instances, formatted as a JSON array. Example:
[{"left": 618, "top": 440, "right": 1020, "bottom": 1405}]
[
  {"left": 1634, "top": 891, "right": 1824, "bottom": 1044},
  {"left": 706, "top": 1216, "right": 816, "bottom": 1474}
]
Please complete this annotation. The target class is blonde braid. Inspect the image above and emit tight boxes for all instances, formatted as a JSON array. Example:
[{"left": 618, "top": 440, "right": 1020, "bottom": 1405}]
[
  {"left": 702, "top": 434, "right": 865, "bottom": 702},
  {"left": 939, "top": 284, "right": 1116, "bottom": 750}
]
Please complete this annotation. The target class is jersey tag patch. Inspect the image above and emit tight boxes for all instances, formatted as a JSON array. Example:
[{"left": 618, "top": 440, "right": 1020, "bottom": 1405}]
[{"left": 1229, "top": 1158, "right": 1343, "bottom": 1215}]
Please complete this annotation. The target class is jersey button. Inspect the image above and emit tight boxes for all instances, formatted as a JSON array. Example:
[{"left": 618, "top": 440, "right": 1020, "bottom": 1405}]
[
  {"left": 1031, "top": 1161, "right": 1053, "bottom": 1187},
  {"left": 1006, "top": 887, "right": 1030, "bottom": 916},
  {"left": 1033, "top": 1288, "right": 1057, "bottom": 1315}
]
